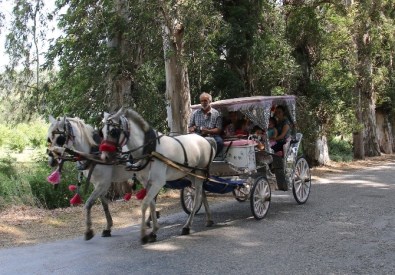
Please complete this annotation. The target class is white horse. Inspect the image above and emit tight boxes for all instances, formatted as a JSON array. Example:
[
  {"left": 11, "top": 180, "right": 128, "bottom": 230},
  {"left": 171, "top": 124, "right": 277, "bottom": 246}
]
[
  {"left": 47, "top": 116, "right": 138, "bottom": 241},
  {"left": 100, "top": 108, "right": 216, "bottom": 244}
]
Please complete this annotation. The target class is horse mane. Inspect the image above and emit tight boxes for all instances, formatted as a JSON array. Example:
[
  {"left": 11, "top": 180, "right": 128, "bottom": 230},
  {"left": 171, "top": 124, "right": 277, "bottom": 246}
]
[
  {"left": 124, "top": 109, "right": 150, "bottom": 132},
  {"left": 67, "top": 117, "right": 98, "bottom": 147}
]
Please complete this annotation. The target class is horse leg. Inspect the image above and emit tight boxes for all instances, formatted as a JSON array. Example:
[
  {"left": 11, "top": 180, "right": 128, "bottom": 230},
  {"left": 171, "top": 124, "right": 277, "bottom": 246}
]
[
  {"left": 140, "top": 184, "right": 162, "bottom": 244},
  {"left": 181, "top": 181, "right": 203, "bottom": 235},
  {"left": 201, "top": 190, "right": 214, "bottom": 227},
  {"left": 84, "top": 196, "right": 96, "bottom": 240},
  {"left": 100, "top": 195, "right": 113, "bottom": 237},
  {"left": 145, "top": 195, "right": 160, "bottom": 228},
  {"left": 145, "top": 200, "right": 159, "bottom": 243}
]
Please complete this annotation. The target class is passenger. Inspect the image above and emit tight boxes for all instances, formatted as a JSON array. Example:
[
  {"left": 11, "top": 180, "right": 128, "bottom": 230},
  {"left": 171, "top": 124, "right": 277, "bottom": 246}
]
[
  {"left": 188, "top": 92, "right": 224, "bottom": 155},
  {"left": 239, "top": 117, "right": 253, "bottom": 135},
  {"left": 223, "top": 111, "right": 248, "bottom": 138},
  {"left": 223, "top": 111, "right": 238, "bottom": 137},
  {"left": 267, "top": 117, "right": 278, "bottom": 147},
  {"left": 251, "top": 125, "right": 265, "bottom": 150},
  {"left": 271, "top": 105, "right": 291, "bottom": 153}
]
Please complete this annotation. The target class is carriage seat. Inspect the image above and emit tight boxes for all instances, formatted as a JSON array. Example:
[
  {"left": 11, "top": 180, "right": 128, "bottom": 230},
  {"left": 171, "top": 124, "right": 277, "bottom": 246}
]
[{"left": 223, "top": 139, "right": 257, "bottom": 147}]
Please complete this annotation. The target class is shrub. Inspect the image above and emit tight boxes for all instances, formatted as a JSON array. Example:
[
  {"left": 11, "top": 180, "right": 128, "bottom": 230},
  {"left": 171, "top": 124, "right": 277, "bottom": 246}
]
[
  {"left": 0, "top": 152, "right": 95, "bottom": 210},
  {"left": 329, "top": 136, "right": 353, "bottom": 162},
  {"left": 0, "top": 119, "right": 48, "bottom": 152}
]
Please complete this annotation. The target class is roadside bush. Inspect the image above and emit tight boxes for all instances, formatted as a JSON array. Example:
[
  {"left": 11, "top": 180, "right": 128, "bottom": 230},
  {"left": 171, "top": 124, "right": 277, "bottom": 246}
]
[
  {"left": 0, "top": 119, "right": 48, "bottom": 152},
  {"left": 0, "top": 155, "right": 37, "bottom": 207},
  {"left": 0, "top": 152, "right": 94, "bottom": 210},
  {"left": 329, "top": 136, "right": 353, "bottom": 162}
]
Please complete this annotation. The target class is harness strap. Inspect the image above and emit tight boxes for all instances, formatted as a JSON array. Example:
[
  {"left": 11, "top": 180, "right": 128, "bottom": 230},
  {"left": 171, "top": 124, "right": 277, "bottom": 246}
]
[
  {"left": 118, "top": 116, "right": 130, "bottom": 148},
  {"left": 151, "top": 151, "right": 224, "bottom": 184},
  {"left": 171, "top": 137, "right": 189, "bottom": 166}
]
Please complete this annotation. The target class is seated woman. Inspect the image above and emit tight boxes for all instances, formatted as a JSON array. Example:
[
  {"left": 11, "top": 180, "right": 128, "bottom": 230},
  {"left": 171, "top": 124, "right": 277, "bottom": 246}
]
[
  {"left": 223, "top": 111, "right": 248, "bottom": 138},
  {"left": 270, "top": 105, "right": 291, "bottom": 153}
]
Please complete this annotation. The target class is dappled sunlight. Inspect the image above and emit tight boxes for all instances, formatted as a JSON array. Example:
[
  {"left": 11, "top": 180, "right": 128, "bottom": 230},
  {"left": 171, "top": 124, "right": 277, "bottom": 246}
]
[
  {"left": 144, "top": 242, "right": 182, "bottom": 252},
  {"left": 0, "top": 224, "right": 25, "bottom": 237}
]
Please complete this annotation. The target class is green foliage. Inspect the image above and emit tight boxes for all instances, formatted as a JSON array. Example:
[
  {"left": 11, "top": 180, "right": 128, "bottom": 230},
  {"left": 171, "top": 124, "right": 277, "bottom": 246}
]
[
  {"left": 0, "top": 119, "right": 48, "bottom": 152},
  {"left": 328, "top": 136, "right": 353, "bottom": 162},
  {"left": 0, "top": 153, "right": 94, "bottom": 210}
]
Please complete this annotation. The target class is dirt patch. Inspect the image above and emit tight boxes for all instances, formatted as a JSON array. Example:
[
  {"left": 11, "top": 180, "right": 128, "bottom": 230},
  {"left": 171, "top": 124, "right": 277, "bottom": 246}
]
[{"left": 1, "top": 154, "right": 394, "bottom": 249}]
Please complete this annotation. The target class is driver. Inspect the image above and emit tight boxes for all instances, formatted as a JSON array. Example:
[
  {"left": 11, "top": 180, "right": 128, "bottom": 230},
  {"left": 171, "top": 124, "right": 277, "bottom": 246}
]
[{"left": 188, "top": 92, "right": 224, "bottom": 155}]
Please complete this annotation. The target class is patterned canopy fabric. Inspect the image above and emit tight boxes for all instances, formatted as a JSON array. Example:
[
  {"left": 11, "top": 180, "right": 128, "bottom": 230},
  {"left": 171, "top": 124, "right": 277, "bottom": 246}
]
[{"left": 191, "top": 95, "right": 297, "bottom": 132}]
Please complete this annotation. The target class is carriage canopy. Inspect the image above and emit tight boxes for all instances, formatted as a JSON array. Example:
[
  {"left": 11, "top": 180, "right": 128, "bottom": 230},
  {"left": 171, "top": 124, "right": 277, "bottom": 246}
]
[{"left": 191, "top": 95, "right": 296, "bottom": 132}]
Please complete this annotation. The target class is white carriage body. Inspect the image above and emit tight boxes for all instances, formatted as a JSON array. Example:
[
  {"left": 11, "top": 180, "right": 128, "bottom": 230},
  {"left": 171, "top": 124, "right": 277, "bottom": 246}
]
[{"left": 223, "top": 140, "right": 257, "bottom": 171}]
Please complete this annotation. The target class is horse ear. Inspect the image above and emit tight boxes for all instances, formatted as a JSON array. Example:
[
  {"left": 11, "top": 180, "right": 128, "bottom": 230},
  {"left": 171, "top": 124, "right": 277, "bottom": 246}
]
[
  {"left": 113, "top": 107, "right": 124, "bottom": 118},
  {"left": 49, "top": 115, "right": 56, "bottom": 123}
]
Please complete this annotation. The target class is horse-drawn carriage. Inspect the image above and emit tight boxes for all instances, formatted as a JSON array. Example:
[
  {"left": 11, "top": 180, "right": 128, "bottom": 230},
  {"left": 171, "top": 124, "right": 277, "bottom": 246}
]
[
  {"left": 169, "top": 95, "right": 311, "bottom": 220},
  {"left": 47, "top": 95, "right": 311, "bottom": 243}
]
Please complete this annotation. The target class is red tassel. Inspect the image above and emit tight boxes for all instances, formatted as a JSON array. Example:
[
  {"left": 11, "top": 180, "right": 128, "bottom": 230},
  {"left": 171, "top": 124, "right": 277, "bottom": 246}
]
[
  {"left": 68, "top": 185, "right": 77, "bottom": 192},
  {"left": 136, "top": 189, "right": 147, "bottom": 200},
  {"left": 99, "top": 141, "right": 117, "bottom": 152},
  {"left": 70, "top": 193, "right": 83, "bottom": 205},
  {"left": 47, "top": 169, "right": 61, "bottom": 184},
  {"left": 123, "top": 193, "right": 132, "bottom": 201}
]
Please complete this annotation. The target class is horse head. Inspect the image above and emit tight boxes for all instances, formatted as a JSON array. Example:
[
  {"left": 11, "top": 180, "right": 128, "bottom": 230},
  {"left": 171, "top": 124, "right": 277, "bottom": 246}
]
[
  {"left": 99, "top": 108, "right": 127, "bottom": 161},
  {"left": 47, "top": 115, "right": 74, "bottom": 167}
]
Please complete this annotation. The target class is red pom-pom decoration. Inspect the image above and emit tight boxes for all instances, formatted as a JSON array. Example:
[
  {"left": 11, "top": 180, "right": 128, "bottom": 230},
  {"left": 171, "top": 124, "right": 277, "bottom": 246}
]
[
  {"left": 123, "top": 193, "right": 132, "bottom": 201},
  {"left": 68, "top": 185, "right": 77, "bottom": 192},
  {"left": 99, "top": 141, "right": 117, "bottom": 152},
  {"left": 47, "top": 169, "right": 61, "bottom": 184},
  {"left": 136, "top": 189, "right": 147, "bottom": 200},
  {"left": 70, "top": 193, "right": 83, "bottom": 205}
]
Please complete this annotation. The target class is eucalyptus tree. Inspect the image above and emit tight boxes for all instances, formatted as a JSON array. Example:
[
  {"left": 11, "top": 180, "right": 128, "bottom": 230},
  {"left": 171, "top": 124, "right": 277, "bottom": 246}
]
[
  {"left": 284, "top": 1, "right": 361, "bottom": 164},
  {"left": 3, "top": 0, "right": 51, "bottom": 121},
  {"left": 351, "top": 0, "right": 395, "bottom": 158}
]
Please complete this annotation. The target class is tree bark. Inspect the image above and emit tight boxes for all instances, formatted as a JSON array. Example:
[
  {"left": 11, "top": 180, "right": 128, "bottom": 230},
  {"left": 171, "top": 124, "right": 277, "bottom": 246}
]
[
  {"left": 314, "top": 135, "right": 330, "bottom": 166},
  {"left": 161, "top": 4, "right": 191, "bottom": 135},
  {"left": 354, "top": 21, "right": 380, "bottom": 158},
  {"left": 107, "top": 0, "right": 132, "bottom": 111}
]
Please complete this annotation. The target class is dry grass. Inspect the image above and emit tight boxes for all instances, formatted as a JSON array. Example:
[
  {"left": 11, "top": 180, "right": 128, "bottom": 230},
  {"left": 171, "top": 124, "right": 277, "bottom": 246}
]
[{"left": 1, "top": 154, "right": 394, "bottom": 249}]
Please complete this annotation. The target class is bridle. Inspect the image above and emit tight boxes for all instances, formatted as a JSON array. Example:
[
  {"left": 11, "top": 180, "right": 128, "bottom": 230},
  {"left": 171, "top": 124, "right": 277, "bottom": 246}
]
[
  {"left": 48, "top": 117, "right": 74, "bottom": 148},
  {"left": 99, "top": 115, "right": 130, "bottom": 153}
]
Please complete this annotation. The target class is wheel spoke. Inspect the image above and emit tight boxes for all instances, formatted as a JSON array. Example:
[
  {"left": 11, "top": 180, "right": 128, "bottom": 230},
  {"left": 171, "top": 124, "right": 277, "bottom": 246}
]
[{"left": 292, "top": 158, "right": 311, "bottom": 204}]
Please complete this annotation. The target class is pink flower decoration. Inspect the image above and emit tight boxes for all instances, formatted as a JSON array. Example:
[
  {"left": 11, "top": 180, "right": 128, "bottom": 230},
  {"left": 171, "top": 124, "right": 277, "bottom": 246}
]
[
  {"left": 68, "top": 185, "right": 77, "bottom": 192},
  {"left": 123, "top": 193, "right": 132, "bottom": 201},
  {"left": 136, "top": 189, "right": 147, "bottom": 200},
  {"left": 70, "top": 193, "right": 83, "bottom": 205},
  {"left": 47, "top": 169, "right": 61, "bottom": 184}
]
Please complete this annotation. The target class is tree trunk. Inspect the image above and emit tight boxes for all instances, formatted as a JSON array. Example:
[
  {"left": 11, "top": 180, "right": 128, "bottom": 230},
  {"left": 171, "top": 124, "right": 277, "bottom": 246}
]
[
  {"left": 376, "top": 111, "right": 394, "bottom": 154},
  {"left": 314, "top": 135, "right": 330, "bottom": 166},
  {"left": 107, "top": 0, "right": 132, "bottom": 111},
  {"left": 353, "top": 3, "right": 381, "bottom": 158},
  {"left": 362, "top": 95, "right": 380, "bottom": 156},
  {"left": 161, "top": 5, "right": 191, "bottom": 135}
]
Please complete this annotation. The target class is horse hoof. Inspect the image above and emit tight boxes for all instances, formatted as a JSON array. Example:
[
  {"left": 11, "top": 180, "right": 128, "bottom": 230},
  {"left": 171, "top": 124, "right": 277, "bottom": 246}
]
[
  {"left": 85, "top": 230, "right": 94, "bottom": 241},
  {"left": 141, "top": 235, "right": 149, "bottom": 245},
  {"left": 101, "top": 230, "right": 111, "bottom": 237},
  {"left": 206, "top": 220, "right": 214, "bottom": 227},
  {"left": 148, "top": 232, "right": 157, "bottom": 243},
  {"left": 181, "top": 228, "right": 190, "bottom": 235}
]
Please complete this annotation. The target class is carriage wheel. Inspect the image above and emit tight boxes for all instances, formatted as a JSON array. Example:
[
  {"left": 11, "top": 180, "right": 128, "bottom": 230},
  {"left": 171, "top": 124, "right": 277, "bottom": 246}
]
[
  {"left": 292, "top": 157, "right": 311, "bottom": 204},
  {"left": 250, "top": 176, "right": 271, "bottom": 220},
  {"left": 180, "top": 186, "right": 203, "bottom": 215}
]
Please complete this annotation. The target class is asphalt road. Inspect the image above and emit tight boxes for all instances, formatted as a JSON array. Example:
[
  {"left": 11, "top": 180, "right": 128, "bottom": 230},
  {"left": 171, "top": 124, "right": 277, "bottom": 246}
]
[{"left": 1, "top": 161, "right": 394, "bottom": 275}]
